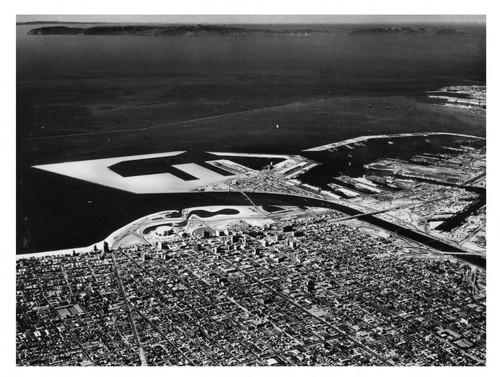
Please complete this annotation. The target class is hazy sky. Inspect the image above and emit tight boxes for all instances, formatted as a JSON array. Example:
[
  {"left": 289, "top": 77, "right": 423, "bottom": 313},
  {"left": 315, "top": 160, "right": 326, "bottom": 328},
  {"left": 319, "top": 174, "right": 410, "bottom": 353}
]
[{"left": 16, "top": 14, "right": 486, "bottom": 24}]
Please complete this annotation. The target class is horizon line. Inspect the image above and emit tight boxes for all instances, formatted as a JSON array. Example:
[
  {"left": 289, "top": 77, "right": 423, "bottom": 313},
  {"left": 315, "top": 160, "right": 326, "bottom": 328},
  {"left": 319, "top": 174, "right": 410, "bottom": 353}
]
[{"left": 16, "top": 14, "right": 486, "bottom": 25}]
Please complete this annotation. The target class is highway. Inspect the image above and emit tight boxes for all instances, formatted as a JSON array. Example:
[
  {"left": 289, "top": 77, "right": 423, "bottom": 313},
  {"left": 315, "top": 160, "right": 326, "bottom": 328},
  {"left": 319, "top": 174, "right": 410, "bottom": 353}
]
[{"left": 111, "top": 253, "right": 148, "bottom": 366}]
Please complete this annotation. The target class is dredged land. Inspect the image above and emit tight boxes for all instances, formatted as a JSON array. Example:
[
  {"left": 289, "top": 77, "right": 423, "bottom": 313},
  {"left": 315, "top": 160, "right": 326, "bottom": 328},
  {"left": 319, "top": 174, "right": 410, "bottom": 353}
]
[
  {"left": 16, "top": 20, "right": 486, "bottom": 366},
  {"left": 16, "top": 135, "right": 487, "bottom": 365}
]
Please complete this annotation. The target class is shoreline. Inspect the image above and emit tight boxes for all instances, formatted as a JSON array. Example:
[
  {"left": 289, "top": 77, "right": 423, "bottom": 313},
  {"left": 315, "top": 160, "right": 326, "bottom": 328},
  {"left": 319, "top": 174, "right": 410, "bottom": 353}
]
[
  {"left": 16, "top": 205, "right": 270, "bottom": 260},
  {"left": 17, "top": 133, "right": 486, "bottom": 261},
  {"left": 302, "top": 132, "right": 485, "bottom": 152}
]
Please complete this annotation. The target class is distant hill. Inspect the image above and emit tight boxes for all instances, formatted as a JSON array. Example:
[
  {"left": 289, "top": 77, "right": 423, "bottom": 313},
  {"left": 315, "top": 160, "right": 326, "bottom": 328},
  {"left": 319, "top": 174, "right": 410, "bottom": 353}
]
[
  {"left": 435, "top": 27, "right": 466, "bottom": 35},
  {"left": 28, "top": 24, "right": 328, "bottom": 37},
  {"left": 18, "top": 21, "right": 102, "bottom": 25},
  {"left": 350, "top": 26, "right": 466, "bottom": 35}
]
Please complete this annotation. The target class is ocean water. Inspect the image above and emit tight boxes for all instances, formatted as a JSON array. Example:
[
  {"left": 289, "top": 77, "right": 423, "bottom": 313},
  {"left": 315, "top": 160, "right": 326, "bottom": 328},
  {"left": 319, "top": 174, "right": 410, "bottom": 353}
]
[
  {"left": 16, "top": 22, "right": 486, "bottom": 253},
  {"left": 17, "top": 23, "right": 485, "bottom": 78}
]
